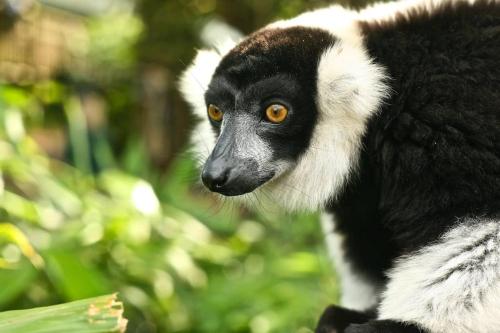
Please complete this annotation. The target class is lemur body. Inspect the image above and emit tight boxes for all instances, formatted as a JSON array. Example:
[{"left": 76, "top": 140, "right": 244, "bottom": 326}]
[{"left": 180, "top": 0, "right": 500, "bottom": 332}]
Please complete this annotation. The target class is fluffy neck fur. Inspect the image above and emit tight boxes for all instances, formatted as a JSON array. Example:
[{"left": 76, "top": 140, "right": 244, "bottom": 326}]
[
  {"left": 254, "top": 41, "right": 387, "bottom": 212},
  {"left": 180, "top": 4, "right": 393, "bottom": 212}
]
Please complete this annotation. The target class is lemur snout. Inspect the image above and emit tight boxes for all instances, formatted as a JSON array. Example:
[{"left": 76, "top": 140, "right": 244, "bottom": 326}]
[{"left": 201, "top": 156, "right": 267, "bottom": 196}]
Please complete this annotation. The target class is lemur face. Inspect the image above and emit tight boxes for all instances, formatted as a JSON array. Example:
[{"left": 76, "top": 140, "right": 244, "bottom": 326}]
[
  {"left": 203, "top": 73, "right": 314, "bottom": 196},
  {"left": 201, "top": 28, "right": 333, "bottom": 196},
  {"left": 181, "top": 21, "right": 388, "bottom": 211}
]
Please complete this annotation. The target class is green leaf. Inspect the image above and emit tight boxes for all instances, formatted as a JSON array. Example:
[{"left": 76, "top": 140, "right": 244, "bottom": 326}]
[
  {"left": 0, "top": 87, "right": 30, "bottom": 109},
  {"left": 44, "top": 250, "right": 112, "bottom": 301},
  {"left": 0, "top": 261, "right": 38, "bottom": 309},
  {"left": 0, "top": 192, "right": 39, "bottom": 224},
  {"left": 0, "top": 223, "right": 44, "bottom": 268},
  {"left": 0, "top": 294, "right": 127, "bottom": 333},
  {"left": 38, "top": 178, "right": 82, "bottom": 217}
]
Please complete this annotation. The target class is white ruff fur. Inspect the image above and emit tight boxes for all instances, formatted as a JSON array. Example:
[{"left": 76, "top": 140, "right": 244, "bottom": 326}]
[
  {"left": 254, "top": 41, "right": 387, "bottom": 212},
  {"left": 180, "top": 0, "right": 489, "bottom": 211},
  {"left": 357, "top": 0, "right": 484, "bottom": 24},
  {"left": 379, "top": 220, "right": 500, "bottom": 333},
  {"left": 179, "top": 2, "right": 500, "bottom": 330},
  {"left": 321, "top": 213, "right": 381, "bottom": 310},
  {"left": 179, "top": 49, "right": 227, "bottom": 162},
  {"left": 180, "top": 7, "right": 389, "bottom": 211}
]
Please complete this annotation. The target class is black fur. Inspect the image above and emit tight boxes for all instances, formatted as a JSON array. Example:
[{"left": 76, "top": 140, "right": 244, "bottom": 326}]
[
  {"left": 344, "top": 320, "right": 425, "bottom": 333},
  {"left": 319, "top": 1, "right": 500, "bottom": 331},
  {"left": 193, "top": 1, "right": 500, "bottom": 331},
  {"left": 315, "top": 306, "right": 426, "bottom": 333},
  {"left": 326, "top": 0, "right": 500, "bottom": 286},
  {"left": 201, "top": 28, "right": 337, "bottom": 196},
  {"left": 315, "top": 305, "right": 376, "bottom": 333},
  {"left": 205, "top": 27, "right": 336, "bottom": 161}
]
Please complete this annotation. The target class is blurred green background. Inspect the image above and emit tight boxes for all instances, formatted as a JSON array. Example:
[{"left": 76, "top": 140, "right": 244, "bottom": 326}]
[{"left": 0, "top": 0, "right": 371, "bottom": 332}]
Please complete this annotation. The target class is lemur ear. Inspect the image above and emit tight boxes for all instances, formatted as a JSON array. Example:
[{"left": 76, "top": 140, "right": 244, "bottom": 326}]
[{"left": 179, "top": 49, "right": 222, "bottom": 118}]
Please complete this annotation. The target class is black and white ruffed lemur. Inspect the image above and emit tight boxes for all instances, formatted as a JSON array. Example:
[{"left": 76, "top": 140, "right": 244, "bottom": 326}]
[{"left": 179, "top": 0, "right": 500, "bottom": 332}]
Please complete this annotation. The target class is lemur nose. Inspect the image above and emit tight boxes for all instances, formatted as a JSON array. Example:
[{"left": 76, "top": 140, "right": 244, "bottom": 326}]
[
  {"left": 201, "top": 164, "right": 230, "bottom": 192},
  {"left": 201, "top": 156, "right": 262, "bottom": 196}
]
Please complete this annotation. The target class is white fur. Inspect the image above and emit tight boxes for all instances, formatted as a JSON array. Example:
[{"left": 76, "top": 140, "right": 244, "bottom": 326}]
[
  {"left": 179, "top": 44, "right": 236, "bottom": 164},
  {"left": 249, "top": 41, "right": 388, "bottom": 212},
  {"left": 179, "top": 3, "right": 500, "bottom": 331},
  {"left": 180, "top": 50, "right": 222, "bottom": 119},
  {"left": 268, "top": 6, "right": 362, "bottom": 47},
  {"left": 321, "top": 213, "right": 381, "bottom": 310},
  {"left": 180, "top": 15, "right": 388, "bottom": 211},
  {"left": 180, "top": 0, "right": 490, "bottom": 207},
  {"left": 268, "top": 0, "right": 491, "bottom": 47},
  {"left": 379, "top": 220, "right": 500, "bottom": 333},
  {"left": 357, "top": 0, "right": 483, "bottom": 24}
]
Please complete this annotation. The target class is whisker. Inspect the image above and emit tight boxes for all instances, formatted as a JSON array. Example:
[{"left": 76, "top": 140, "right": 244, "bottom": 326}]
[{"left": 279, "top": 182, "right": 312, "bottom": 199}]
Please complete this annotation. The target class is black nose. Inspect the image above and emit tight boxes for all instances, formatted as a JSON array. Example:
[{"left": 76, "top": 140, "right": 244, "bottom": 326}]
[
  {"left": 201, "top": 163, "right": 230, "bottom": 192},
  {"left": 201, "top": 157, "right": 265, "bottom": 196}
]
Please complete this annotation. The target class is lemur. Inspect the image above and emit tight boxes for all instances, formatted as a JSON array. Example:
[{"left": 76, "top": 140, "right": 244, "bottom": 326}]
[{"left": 180, "top": 0, "right": 500, "bottom": 332}]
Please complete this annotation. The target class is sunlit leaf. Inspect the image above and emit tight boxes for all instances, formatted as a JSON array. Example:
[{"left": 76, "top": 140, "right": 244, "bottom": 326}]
[
  {"left": 0, "top": 192, "right": 39, "bottom": 224},
  {"left": 38, "top": 178, "right": 82, "bottom": 217},
  {"left": 99, "top": 170, "right": 160, "bottom": 216},
  {"left": 0, "top": 223, "right": 43, "bottom": 268},
  {"left": 276, "top": 252, "right": 321, "bottom": 276},
  {"left": 0, "top": 87, "right": 30, "bottom": 109}
]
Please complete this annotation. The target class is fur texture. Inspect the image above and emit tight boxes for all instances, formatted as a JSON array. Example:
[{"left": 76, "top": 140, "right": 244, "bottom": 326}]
[
  {"left": 321, "top": 213, "right": 382, "bottom": 311},
  {"left": 180, "top": 0, "right": 500, "bottom": 332},
  {"left": 379, "top": 220, "right": 500, "bottom": 333},
  {"left": 257, "top": 41, "right": 387, "bottom": 211},
  {"left": 181, "top": 21, "right": 388, "bottom": 212}
]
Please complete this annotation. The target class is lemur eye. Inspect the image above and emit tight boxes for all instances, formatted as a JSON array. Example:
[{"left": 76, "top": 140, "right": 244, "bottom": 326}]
[
  {"left": 265, "top": 104, "right": 288, "bottom": 123},
  {"left": 207, "top": 104, "right": 223, "bottom": 122}
]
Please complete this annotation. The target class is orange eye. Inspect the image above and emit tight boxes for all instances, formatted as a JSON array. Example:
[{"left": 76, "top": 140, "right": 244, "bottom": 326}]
[
  {"left": 207, "top": 104, "right": 223, "bottom": 122},
  {"left": 265, "top": 104, "right": 288, "bottom": 123}
]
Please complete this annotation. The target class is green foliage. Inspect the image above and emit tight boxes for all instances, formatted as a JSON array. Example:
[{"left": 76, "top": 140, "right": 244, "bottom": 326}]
[
  {"left": 0, "top": 85, "right": 338, "bottom": 332},
  {"left": 0, "top": 294, "right": 127, "bottom": 333},
  {"left": 0, "top": 1, "right": 355, "bottom": 331},
  {"left": 136, "top": 0, "right": 334, "bottom": 72},
  {"left": 86, "top": 14, "right": 143, "bottom": 76}
]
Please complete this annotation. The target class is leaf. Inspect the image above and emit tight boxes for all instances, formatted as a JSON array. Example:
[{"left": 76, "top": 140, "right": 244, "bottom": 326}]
[
  {"left": 0, "top": 192, "right": 39, "bottom": 224},
  {"left": 44, "top": 249, "right": 112, "bottom": 301},
  {"left": 38, "top": 178, "right": 82, "bottom": 217},
  {"left": 0, "top": 294, "right": 127, "bottom": 333},
  {"left": 0, "top": 87, "right": 30, "bottom": 109},
  {"left": 0, "top": 223, "right": 43, "bottom": 268},
  {"left": 0, "top": 260, "right": 38, "bottom": 309}
]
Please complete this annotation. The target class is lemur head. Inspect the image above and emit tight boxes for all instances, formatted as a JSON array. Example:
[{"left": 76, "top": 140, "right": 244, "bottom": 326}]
[{"left": 180, "top": 7, "right": 388, "bottom": 212}]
